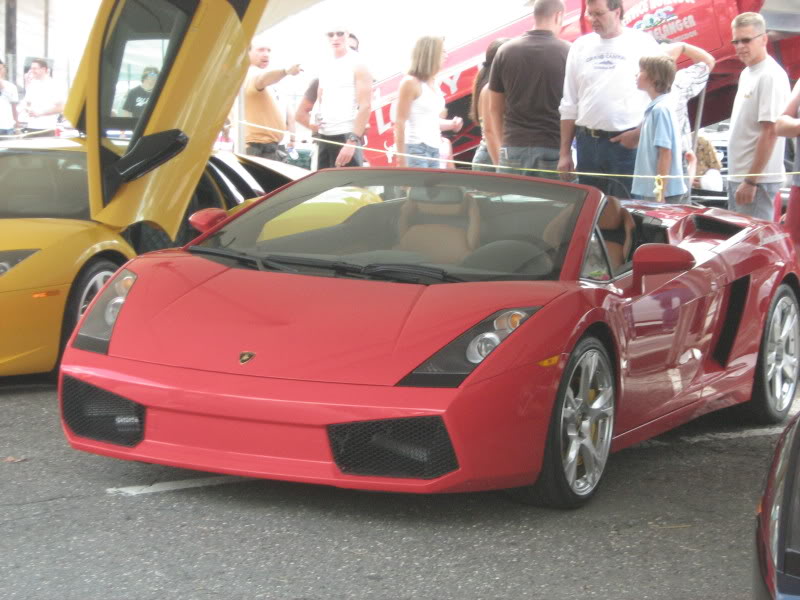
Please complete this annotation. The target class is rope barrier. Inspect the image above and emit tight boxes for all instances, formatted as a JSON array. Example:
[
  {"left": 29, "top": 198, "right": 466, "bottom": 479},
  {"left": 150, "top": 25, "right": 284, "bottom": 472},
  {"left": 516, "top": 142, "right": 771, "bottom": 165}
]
[
  {"left": 0, "top": 128, "right": 58, "bottom": 140},
  {"left": 238, "top": 119, "right": 800, "bottom": 183},
  {"left": 5, "top": 119, "right": 794, "bottom": 184}
]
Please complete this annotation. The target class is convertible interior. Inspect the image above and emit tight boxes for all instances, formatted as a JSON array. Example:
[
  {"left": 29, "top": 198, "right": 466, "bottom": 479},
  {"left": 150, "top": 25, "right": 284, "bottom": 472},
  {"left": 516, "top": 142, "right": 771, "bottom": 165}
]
[{"left": 202, "top": 177, "right": 746, "bottom": 283}]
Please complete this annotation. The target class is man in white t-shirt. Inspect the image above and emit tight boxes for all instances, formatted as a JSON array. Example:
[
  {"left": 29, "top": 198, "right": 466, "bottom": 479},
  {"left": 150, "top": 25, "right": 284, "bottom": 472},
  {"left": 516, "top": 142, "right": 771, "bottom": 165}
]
[
  {"left": 558, "top": 0, "right": 660, "bottom": 197},
  {"left": 21, "top": 58, "right": 65, "bottom": 137},
  {"left": 727, "top": 12, "right": 790, "bottom": 221},
  {"left": 313, "top": 25, "right": 372, "bottom": 169},
  {"left": 0, "top": 59, "right": 19, "bottom": 136}
]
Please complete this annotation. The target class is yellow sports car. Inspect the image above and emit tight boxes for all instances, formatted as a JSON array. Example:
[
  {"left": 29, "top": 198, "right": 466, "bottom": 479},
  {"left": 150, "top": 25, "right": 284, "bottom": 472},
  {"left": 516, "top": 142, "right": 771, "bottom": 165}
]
[{"left": 0, "top": 135, "right": 304, "bottom": 377}]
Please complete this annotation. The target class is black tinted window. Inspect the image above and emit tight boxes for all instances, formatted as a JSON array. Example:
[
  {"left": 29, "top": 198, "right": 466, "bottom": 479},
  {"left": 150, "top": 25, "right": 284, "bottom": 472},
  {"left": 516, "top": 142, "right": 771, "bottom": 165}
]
[{"left": 0, "top": 150, "right": 89, "bottom": 219}]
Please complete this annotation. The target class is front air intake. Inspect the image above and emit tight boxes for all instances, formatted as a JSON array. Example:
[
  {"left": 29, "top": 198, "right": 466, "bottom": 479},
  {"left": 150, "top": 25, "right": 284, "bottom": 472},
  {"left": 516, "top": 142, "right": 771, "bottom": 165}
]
[
  {"left": 62, "top": 376, "right": 145, "bottom": 447},
  {"left": 328, "top": 416, "right": 458, "bottom": 479}
]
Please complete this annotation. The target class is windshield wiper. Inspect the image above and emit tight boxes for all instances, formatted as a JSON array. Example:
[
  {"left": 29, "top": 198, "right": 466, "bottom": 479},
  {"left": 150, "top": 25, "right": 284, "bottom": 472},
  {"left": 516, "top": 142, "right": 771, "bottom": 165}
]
[
  {"left": 188, "top": 246, "right": 297, "bottom": 273},
  {"left": 361, "top": 263, "right": 466, "bottom": 283},
  {"left": 260, "top": 253, "right": 365, "bottom": 274}
]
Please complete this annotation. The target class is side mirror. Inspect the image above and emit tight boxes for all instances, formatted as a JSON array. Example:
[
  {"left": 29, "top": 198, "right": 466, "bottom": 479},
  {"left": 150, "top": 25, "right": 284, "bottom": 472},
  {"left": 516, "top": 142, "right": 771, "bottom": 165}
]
[
  {"left": 189, "top": 208, "right": 227, "bottom": 233},
  {"left": 630, "top": 243, "right": 695, "bottom": 296}
]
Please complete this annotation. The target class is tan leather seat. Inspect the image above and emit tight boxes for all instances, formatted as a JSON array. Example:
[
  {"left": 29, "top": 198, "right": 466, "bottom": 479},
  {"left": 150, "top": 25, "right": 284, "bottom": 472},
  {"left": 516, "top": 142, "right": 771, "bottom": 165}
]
[
  {"left": 542, "top": 205, "right": 575, "bottom": 249},
  {"left": 395, "top": 188, "right": 480, "bottom": 263},
  {"left": 598, "top": 196, "right": 635, "bottom": 269}
]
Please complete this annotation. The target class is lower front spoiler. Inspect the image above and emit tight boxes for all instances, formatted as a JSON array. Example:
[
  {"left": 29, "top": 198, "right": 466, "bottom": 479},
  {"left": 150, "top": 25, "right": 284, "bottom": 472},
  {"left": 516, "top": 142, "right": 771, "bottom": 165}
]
[{"left": 60, "top": 351, "right": 557, "bottom": 494}]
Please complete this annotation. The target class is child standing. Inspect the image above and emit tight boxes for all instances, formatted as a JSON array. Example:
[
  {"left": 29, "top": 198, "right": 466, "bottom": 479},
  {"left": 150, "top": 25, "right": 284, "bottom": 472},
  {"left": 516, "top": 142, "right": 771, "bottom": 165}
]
[{"left": 632, "top": 55, "right": 687, "bottom": 203}]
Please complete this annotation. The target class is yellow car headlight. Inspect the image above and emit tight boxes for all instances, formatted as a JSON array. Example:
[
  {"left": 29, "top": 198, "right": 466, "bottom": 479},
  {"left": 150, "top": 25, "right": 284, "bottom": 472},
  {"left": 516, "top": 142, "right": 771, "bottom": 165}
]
[{"left": 0, "top": 250, "right": 39, "bottom": 275}]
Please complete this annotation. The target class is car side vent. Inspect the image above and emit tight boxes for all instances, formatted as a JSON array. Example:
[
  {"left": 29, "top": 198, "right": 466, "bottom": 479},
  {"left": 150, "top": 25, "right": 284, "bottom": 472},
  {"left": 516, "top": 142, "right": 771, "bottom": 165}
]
[
  {"left": 712, "top": 276, "right": 750, "bottom": 366},
  {"left": 692, "top": 215, "right": 744, "bottom": 238}
]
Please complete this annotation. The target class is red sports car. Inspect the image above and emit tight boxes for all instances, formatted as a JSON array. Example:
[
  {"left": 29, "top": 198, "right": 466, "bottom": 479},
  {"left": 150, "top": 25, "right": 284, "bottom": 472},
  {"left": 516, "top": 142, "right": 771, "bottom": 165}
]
[{"left": 60, "top": 167, "right": 800, "bottom": 508}]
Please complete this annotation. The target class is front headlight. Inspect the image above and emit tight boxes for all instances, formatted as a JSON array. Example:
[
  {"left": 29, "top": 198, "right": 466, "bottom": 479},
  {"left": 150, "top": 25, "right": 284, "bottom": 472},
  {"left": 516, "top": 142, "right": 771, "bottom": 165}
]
[
  {"left": 72, "top": 269, "right": 137, "bottom": 354},
  {"left": 0, "top": 250, "right": 39, "bottom": 275},
  {"left": 398, "top": 307, "right": 539, "bottom": 388}
]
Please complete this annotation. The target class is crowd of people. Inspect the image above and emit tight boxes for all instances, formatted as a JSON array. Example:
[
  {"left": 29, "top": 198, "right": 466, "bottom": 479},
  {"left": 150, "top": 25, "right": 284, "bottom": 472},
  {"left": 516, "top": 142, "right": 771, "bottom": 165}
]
[
  {"left": 3, "top": 1, "right": 798, "bottom": 224},
  {"left": 241, "top": 0, "right": 797, "bottom": 223}
]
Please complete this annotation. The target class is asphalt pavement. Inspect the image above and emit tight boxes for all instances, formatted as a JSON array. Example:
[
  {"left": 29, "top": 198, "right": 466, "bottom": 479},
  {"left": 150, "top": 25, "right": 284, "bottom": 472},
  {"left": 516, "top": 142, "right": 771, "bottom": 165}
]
[{"left": 0, "top": 375, "right": 782, "bottom": 600}]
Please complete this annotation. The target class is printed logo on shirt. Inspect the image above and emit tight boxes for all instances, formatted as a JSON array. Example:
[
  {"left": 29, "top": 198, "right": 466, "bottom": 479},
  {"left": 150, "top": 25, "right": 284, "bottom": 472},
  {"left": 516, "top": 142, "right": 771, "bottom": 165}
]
[{"left": 587, "top": 53, "right": 626, "bottom": 70}]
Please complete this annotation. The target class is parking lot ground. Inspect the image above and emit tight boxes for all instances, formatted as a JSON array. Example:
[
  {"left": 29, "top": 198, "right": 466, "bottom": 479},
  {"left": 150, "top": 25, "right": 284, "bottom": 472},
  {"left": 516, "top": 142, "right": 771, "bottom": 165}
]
[{"left": 1, "top": 376, "right": 786, "bottom": 600}]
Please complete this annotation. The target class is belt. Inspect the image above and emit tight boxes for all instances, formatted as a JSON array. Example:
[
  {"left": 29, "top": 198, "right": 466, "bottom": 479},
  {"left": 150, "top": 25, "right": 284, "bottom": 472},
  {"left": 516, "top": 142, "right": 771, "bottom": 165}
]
[
  {"left": 577, "top": 126, "right": 626, "bottom": 139},
  {"left": 247, "top": 141, "right": 280, "bottom": 150}
]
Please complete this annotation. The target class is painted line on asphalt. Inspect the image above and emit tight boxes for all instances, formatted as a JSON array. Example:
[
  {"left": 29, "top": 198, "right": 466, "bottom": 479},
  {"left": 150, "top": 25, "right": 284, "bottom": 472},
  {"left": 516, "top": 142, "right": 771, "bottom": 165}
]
[
  {"left": 637, "top": 426, "right": 786, "bottom": 448},
  {"left": 107, "top": 475, "right": 249, "bottom": 497}
]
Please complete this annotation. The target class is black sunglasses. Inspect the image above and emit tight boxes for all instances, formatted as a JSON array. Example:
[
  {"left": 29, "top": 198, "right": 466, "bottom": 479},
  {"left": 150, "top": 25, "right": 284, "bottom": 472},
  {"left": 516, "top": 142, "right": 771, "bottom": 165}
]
[
  {"left": 327, "top": 31, "right": 346, "bottom": 38},
  {"left": 731, "top": 33, "right": 765, "bottom": 45}
]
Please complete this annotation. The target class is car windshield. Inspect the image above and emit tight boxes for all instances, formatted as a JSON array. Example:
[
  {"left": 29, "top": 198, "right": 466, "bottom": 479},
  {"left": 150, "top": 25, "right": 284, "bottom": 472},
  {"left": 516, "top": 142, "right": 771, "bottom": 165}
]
[
  {"left": 0, "top": 149, "right": 89, "bottom": 219},
  {"left": 195, "top": 170, "right": 585, "bottom": 283}
]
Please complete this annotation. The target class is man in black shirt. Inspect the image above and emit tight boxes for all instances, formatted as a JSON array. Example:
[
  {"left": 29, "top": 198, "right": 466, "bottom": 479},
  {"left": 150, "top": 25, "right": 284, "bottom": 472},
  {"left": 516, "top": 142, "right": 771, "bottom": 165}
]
[
  {"left": 121, "top": 66, "right": 159, "bottom": 118},
  {"left": 486, "top": 0, "right": 569, "bottom": 179}
]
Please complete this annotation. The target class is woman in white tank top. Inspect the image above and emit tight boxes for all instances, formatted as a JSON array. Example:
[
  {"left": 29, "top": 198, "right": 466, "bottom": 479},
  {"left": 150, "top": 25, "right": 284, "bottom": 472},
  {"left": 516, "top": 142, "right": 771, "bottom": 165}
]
[{"left": 394, "top": 36, "right": 463, "bottom": 168}]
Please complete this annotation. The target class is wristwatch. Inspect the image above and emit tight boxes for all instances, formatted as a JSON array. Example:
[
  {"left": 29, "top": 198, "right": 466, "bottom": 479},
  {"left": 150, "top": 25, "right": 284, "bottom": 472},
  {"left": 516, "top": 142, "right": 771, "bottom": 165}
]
[{"left": 346, "top": 133, "right": 362, "bottom": 145}]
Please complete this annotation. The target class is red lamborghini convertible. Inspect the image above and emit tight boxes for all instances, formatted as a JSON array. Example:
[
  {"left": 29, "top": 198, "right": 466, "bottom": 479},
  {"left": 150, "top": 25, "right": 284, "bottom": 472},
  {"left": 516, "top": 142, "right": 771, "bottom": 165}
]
[{"left": 60, "top": 168, "right": 800, "bottom": 508}]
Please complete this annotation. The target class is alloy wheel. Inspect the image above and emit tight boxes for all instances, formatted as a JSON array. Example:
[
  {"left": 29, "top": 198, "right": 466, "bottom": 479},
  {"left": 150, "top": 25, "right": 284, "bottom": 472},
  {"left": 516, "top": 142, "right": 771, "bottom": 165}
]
[
  {"left": 765, "top": 295, "right": 800, "bottom": 413},
  {"left": 560, "top": 349, "right": 615, "bottom": 496}
]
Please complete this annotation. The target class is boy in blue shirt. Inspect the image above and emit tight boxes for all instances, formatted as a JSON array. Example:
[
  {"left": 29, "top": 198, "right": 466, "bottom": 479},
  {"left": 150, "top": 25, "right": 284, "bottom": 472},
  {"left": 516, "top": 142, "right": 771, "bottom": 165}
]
[{"left": 632, "top": 55, "right": 687, "bottom": 202}]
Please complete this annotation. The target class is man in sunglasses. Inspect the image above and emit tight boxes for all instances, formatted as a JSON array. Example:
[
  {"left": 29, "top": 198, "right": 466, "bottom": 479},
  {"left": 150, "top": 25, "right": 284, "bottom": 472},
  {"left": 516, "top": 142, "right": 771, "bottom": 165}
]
[
  {"left": 312, "top": 26, "right": 372, "bottom": 169},
  {"left": 727, "top": 12, "right": 790, "bottom": 220},
  {"left": 294, "top": 32, "right": 360, "bottom": 153}
]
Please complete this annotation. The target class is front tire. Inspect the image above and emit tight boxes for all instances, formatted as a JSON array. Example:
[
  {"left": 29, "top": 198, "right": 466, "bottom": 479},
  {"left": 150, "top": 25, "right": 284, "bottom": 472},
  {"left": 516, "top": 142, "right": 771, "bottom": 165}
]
[
  {"left": 746, "top": 284, "right": 800, "bottom": 424},
  {"left": 508, "top": 336, "right": 615, "bottom": 509},
  {"left": 59, "top": 258, "right": 120, "bottom": 355}
]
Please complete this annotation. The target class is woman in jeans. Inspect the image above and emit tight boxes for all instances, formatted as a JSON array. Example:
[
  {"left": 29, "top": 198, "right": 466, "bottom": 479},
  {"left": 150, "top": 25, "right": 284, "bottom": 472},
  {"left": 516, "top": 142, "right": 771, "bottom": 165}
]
[
  {"left": 470, "top": 38, "right": 508, "bottom": 172},
  {"left": 394, "top": 36, "right": 462, "bottom": 168}
]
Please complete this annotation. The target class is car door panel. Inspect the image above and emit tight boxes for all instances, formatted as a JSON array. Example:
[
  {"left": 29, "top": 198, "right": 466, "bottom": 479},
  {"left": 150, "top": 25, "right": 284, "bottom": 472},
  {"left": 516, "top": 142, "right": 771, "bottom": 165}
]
[{"left": 64, "top": 0, "right": 268, "bottom": 239}]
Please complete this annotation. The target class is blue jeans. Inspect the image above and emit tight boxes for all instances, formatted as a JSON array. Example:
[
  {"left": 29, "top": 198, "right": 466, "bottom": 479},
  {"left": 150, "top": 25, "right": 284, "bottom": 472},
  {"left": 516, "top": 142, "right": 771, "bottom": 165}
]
[
  {"left": 727, "top": 182, "right": 781, "bottom": 221},
  {"left": 498, "top": 146, "right": 560, "bottom": 179},
  {"left": 0, "top": 128, "right": 14, "bottom": 137},
  {"left": 575, "top": 131, "right": 637, "bottom": 198},
  {"left": 471, "top": 142, "right": 495, "bottom": 172},
  {"left": 407, "top": 142, "right": 439, "bottom": 168}
]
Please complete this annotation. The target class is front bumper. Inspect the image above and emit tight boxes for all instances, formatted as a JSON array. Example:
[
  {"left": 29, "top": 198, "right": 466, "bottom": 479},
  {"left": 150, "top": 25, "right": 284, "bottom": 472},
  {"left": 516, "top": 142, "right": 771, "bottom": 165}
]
[{"left": 60, "top": 349, "right": 560, "bottom": 494}]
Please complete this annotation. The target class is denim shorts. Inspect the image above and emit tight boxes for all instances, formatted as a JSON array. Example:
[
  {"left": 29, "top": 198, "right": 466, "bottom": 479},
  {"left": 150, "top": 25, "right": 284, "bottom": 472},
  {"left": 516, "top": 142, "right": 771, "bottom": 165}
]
[{"left": 407, "top": 142, "right": 440, "bottom": 168}]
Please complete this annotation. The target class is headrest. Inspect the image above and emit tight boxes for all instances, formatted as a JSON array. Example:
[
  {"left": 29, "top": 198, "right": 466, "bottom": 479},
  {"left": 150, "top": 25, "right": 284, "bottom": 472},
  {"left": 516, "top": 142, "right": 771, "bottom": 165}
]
[
  {"left": 598, "top": 196, "right": 624, "bottom": 230},
  {"left": 408, "top": 186, "right": 463, "bottom": 204}
]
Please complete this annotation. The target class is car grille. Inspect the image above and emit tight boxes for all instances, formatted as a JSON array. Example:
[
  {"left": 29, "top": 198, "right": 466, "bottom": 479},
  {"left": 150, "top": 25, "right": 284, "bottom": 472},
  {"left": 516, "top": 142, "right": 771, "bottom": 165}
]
[
  {"left": 62, "top": 376, "right": 145, "bottom": 447},
  {"left": 328, "top": 416, "right": 458, "bottom": 479}
]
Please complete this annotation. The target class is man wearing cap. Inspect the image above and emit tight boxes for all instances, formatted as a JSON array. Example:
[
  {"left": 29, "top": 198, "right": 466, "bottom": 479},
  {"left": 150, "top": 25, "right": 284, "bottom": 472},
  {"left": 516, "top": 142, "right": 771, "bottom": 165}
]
[
  {"left": 120, "top": 66, "right": 159, "bottom": 118},
  {"left": 486, "top": 0, "right": 570, "bottom": 179},
  {"left": 243, "top": 34, "right": 302, "bottom": 162},
  {"left": 310, "top": 26, "right": 372, "bottom": 169},
  {"left": 294, "top": 32, "right": 360, "bottom": 141},
  {"left": 557, "top": 0, "right": 660, "bottom": 196},
  {"left": 0, "top": 59, "right": 19, "bottom": 136}
]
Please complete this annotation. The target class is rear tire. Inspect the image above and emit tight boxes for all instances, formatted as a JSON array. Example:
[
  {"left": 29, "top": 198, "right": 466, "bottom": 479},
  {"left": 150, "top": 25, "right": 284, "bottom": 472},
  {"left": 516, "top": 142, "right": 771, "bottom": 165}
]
[
  {"left": 508, "top": 336, "right": 615, "bottom": 509},
  {"left": 745, "top": 284, "right": 800, "bottom": 424}
]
